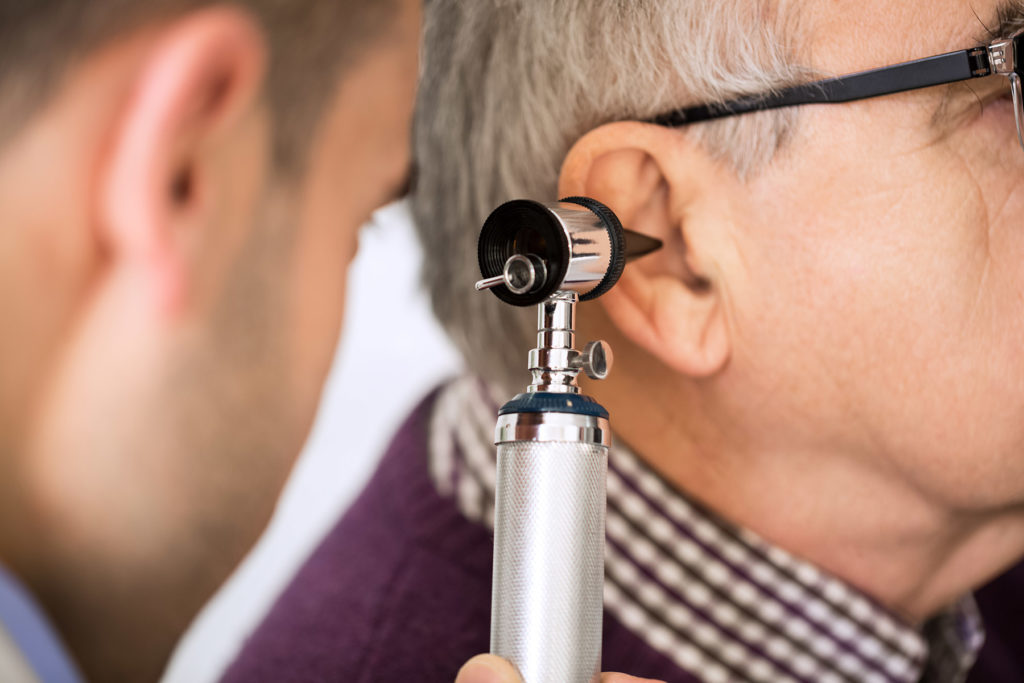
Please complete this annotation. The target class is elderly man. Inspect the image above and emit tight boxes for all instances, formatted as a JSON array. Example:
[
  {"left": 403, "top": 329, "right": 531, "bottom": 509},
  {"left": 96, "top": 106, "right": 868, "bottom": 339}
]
[
  {"left": 0, "top": 0, "right": 419, "bottom": 681},
  {"left": 229, "top": 0, "right": 1024, "bottom": 681}
]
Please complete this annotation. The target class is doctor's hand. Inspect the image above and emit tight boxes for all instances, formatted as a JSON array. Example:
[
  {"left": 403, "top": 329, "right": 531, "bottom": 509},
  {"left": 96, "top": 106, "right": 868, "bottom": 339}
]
[{"left": 455, "top": 654, "right": 666, "bottom": 683}]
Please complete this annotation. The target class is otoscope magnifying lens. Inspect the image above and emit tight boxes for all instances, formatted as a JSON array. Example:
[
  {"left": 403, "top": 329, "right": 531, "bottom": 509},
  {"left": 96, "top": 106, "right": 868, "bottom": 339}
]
[
  {"left": 504, "top": 257, "right": 535, "bottom": 294},
  {"left": 503, "top": 254, "right": 548, "bottom": 295}
]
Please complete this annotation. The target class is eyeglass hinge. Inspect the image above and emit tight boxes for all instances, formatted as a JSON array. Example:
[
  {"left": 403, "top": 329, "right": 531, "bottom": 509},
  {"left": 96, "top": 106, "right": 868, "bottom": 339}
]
[{"left": 987, "top": 39, "right": 1016, "bottom": 76}]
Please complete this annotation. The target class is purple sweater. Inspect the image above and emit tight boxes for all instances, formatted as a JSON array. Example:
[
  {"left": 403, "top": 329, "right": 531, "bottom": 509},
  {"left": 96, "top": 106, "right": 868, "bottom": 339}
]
[
  {"left": 969, "top": 563, "right": 1024, "bottom": 682},
  {"left": 224, "top": 390, "right": 688, "bottom": 681},
  {"left": 224, "top": 385, "right": 1023, "bottom": 682}
]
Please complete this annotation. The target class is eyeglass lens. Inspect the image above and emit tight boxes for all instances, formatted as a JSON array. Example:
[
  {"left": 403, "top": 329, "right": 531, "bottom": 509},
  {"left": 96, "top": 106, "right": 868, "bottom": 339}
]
[{"left": 1011, "top": 73, "right": 1024, "bottom": 151}]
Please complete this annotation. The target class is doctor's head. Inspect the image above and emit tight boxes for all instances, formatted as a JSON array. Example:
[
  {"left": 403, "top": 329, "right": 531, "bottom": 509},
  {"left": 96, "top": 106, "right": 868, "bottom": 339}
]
[
  {"left": 413, "top": 0, "right": 1024, "bottom": 597},
  {"left": 0, "top": 0, "right": 419, "bottom": 678}
]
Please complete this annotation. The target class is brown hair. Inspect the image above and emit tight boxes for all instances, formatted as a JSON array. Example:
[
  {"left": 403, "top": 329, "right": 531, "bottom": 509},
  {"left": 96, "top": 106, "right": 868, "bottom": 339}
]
[{"left": 0, "top": 0, "right": 400, "bottom": 168}]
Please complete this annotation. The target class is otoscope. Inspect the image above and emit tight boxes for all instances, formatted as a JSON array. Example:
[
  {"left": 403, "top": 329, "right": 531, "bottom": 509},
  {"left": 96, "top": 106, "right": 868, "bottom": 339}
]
[{"left": 475, "top": 197, "right": 662, "bottom": 683}]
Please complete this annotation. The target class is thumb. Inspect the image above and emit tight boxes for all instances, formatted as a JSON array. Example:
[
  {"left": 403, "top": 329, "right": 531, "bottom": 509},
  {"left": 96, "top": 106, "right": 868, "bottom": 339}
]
[{"left": 455, "top": 654, "right": 523, "bottom": 683}]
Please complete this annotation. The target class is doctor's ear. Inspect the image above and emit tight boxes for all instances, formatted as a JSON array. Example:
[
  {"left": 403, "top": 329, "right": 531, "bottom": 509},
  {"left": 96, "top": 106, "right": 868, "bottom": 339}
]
[
  {"left": 557, "top": 121, "right": 736, "bottom": 378},
  {"left": 99, "top": 6, "right": 268, "bottom": 315}
]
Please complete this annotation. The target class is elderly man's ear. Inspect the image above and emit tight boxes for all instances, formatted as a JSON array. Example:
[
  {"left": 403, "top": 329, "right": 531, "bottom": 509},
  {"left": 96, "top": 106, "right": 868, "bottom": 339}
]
[
  {"left": 558, "top": 122, "right": 738, "bottom": 378},
  {"left": 99, "top": 6, "right": 268, "bottom": 317}
]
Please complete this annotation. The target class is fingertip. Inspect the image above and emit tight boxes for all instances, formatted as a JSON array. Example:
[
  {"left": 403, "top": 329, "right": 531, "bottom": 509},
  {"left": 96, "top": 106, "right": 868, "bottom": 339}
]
[{"left": 455, "top": 654, "right": 523, "bottom": 683}]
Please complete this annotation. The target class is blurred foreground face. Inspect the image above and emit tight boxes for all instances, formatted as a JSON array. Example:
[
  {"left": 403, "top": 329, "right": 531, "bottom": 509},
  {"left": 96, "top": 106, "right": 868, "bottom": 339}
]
[{"left": 0, "top": 1, "right": 418, "bottom": 679}]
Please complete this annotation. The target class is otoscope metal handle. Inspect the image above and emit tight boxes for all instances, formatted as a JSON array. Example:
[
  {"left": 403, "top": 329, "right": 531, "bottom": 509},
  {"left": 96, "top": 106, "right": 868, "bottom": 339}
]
[{"left": 490, "top": 438, "right": 607, "bottom": 683}]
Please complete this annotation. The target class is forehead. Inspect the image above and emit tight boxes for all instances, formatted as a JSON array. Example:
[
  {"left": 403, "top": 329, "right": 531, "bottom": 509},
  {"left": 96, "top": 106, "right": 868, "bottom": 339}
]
[{"left": 803, "top": 0, "right": 1008, "bottom": 73}]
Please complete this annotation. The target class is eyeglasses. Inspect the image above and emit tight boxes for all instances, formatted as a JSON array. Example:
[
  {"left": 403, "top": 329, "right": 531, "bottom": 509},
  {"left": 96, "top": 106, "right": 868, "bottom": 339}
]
[{"left": 648, "top": 29, "right": 1024, "bottom": 151}]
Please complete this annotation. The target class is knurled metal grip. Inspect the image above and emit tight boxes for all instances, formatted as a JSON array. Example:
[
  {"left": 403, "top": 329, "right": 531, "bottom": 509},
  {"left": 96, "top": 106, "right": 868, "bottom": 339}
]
[
  {"left": 491, "top": 396, "right": 610, "bottom": 683},
  {"left": 490, "top": 438, "right": 608, "bottom": 683}
]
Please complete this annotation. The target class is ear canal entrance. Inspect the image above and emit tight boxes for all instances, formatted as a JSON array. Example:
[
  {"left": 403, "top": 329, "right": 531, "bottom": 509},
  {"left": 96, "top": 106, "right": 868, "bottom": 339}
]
[
  {"left": 681, "top": 242, "right": 711, "bottom": 292},
  {"left": 172, "top": 167, "right": 193, "bottom": 205},
  {"left": 207, "top": 76, "right": 231, "bottom": 113}
]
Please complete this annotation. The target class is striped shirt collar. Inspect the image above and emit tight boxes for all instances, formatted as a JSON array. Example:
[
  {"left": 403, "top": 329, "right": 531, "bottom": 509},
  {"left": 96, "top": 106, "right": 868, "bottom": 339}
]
[{"left": 427, "top": 377, "right": 985, "bottom": 683}]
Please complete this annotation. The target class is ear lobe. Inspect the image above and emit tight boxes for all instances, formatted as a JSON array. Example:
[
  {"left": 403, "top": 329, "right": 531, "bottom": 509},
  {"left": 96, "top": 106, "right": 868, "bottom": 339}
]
[
  {"left": 99, "top": 6, "right": 267, "bottom": 313},
  {"left": 558, "top": 121, "right": 732, "bottom": 378}
]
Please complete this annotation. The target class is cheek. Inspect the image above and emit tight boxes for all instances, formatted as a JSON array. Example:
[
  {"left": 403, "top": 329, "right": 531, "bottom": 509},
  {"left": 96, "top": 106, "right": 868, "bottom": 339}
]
[
  {"left": 727, "top": 123, "right": 1024, "bottom": 490},
  {"left": 281, "top": 119, "right": 404, "bottom": 424},
  {"left": 734, "top": 157, "right": 978, "bottom": 379},
  {"left": 281, "top": 54, "right": 415, "bottom": 417}
]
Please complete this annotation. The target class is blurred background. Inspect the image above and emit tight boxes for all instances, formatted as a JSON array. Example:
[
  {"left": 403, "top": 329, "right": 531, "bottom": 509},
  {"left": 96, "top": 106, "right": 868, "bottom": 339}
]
[{"left": 161, "top": 201, "right": 463, "bottom": 683}]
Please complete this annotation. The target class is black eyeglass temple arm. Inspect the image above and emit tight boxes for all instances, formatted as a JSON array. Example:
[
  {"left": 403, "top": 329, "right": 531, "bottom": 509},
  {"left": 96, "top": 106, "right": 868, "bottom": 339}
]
[{"left": 652, "top": 46, "right": 992, "bottom": 127}]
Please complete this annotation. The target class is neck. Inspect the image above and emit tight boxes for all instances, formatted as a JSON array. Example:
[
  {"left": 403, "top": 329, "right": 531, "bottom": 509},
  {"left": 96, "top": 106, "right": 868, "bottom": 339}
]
[
  {"left": 2, "top": 483, "right": 211, "bottom": 683},
  {"left": 27, "top": 567, "right": 193, "bottom": 683},
  {"left": 585, "top": 346, "right": 1024, "bottom": 624}
]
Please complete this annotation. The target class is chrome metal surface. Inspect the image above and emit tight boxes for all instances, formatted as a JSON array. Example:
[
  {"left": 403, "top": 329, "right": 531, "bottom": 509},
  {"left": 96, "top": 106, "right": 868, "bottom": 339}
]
[
  {"left": 491, "top": 439, "right": 607, "bottom": 683},
  {"left": 527, "top": 348, "right": 581, "bottom": 393},
  {"left": 528, "top": 347, "right": 577, "bottom": 371},
  {"left": 550, "top": 203, "right": 613, "bottom": 298},
  {"left": 521, "top": 291, "right": 615, "bottom": 393},
  {"left": 504, "top": 254, "right": 544, "bottom": 295},
  {"left": 575, "top": 340, "right": 614, "bottom": 381},
  {"left": 537, "top": 292, "right": 576, "bottom": 346},
  {"left": 989, "top": 37, "right": 1017, "bottom": 75},
  {"left": 476, "top": 254, "right": 550, "bottom": 294},
  {"left": 528, "top": 291, "right": 583, "bottom": 393},
  {"left": 495, "top": 412, "right": 612, "bottom": 447},
  {"left": 475, "top": 274, "right": 506, "bottom": 291}
]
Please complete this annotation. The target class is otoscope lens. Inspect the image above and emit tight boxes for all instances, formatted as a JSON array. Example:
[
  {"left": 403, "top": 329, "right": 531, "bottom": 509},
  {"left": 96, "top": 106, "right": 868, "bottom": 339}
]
[
  {"left": 503, "top": 254, "right": 549, "bottom": 295},
  {"left": 505, "top": 257, "right": 536, "bottom": 294}
]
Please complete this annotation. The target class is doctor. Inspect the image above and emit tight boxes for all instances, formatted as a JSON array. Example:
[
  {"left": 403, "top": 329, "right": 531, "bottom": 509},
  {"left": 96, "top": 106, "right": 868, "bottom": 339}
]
[{"left": 0, "top": 0, "right": 418, "bottom": 680}]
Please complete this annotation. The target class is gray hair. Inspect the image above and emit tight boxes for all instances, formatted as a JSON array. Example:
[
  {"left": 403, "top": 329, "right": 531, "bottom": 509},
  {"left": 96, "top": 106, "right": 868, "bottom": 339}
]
[{"left": 412, "top": 0, "right": 809, "bottom": 393}]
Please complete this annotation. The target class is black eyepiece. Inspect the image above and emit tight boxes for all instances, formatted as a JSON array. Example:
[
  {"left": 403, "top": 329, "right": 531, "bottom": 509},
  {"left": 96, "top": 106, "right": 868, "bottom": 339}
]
[{"left": 476, "top": 197, "right": 626, "bottom": 307}]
